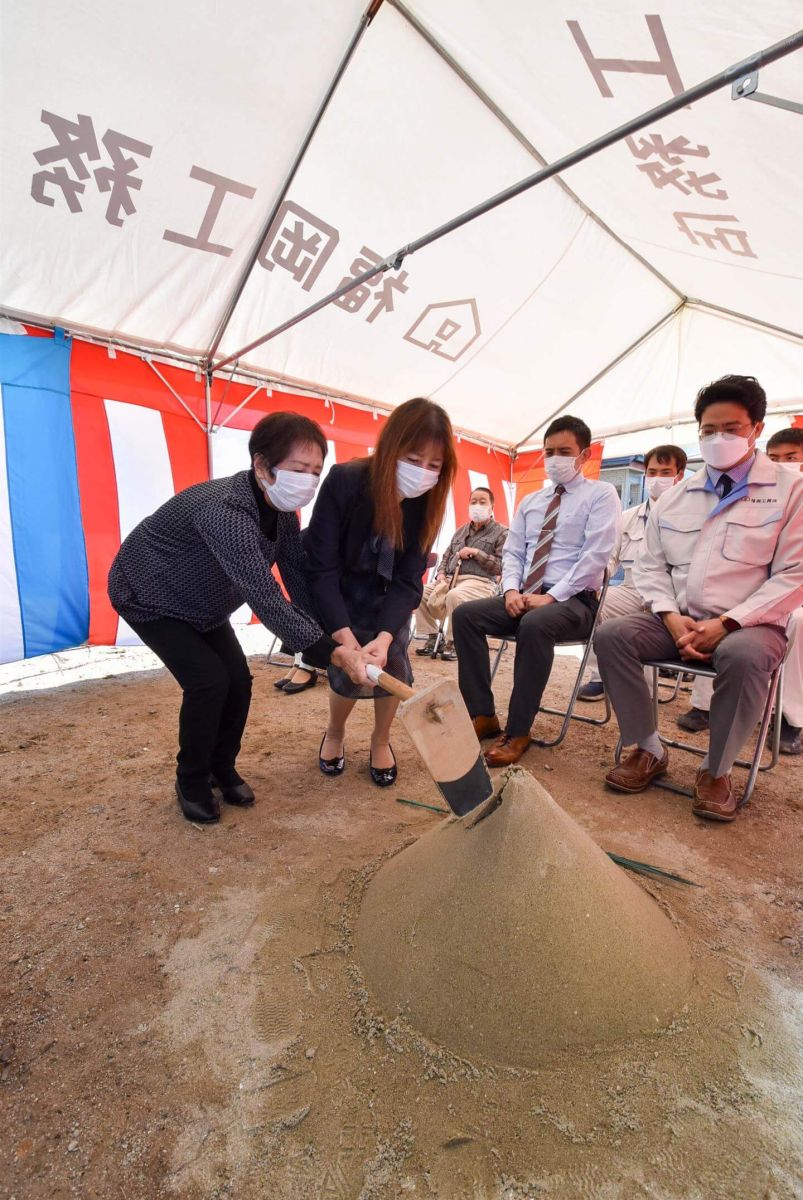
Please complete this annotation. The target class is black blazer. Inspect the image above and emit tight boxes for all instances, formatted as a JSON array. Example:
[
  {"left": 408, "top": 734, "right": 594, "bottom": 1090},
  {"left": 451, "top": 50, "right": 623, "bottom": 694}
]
[{"left": 304, "top": 460, "right": 429, "bottom": 637}]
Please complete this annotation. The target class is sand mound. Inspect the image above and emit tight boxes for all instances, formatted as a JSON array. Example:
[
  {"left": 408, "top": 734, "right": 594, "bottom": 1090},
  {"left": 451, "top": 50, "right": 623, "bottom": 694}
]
[{"left": 356, "top": 768, "right": 692, "bottom": 1068}]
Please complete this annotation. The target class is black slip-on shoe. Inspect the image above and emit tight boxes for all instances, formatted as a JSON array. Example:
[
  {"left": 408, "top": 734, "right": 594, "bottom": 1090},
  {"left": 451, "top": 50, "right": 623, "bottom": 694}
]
[
  {"left": 369, "top": 745, "right": 397, "bottom": 788},
  {"left": 319, "top": 734, "right": 345, "bottom": 776},
  {"left": 210, "top": 775, "right": 255, "bottom": 806},
  {"left": 176, "top": 780, "right": 220, "bottom": 824},
  {"left": 283, "top": 671, "right": 318, "bottom": 695}
]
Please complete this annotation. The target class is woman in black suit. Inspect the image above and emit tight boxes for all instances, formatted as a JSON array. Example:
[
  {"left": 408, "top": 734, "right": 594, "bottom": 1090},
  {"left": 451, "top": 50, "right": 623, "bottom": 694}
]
[
  {"left": 305, "top": 398, "right": 458, "bottom": 786},
  {"left": 108, "top": 411, "right": 368, "bottom": 824}
]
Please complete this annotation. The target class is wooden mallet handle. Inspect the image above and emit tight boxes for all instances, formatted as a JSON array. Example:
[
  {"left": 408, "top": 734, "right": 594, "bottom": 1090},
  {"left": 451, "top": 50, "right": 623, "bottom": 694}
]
[{"left": 366, "top": 664, "right": 415, "bottom": 701}]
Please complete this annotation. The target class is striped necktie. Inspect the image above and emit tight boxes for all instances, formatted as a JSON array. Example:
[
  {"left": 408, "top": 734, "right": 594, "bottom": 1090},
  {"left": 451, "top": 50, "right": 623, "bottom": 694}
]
[{"left": 523, "top": 485, "right": 565, "bottom": 594}]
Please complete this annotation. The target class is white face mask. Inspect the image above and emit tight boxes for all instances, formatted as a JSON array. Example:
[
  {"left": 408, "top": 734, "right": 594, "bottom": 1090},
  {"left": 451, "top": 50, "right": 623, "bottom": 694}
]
[
  {"left": 469, "top": 503, "right": 491, "bottom": 525},
  {"left": 774, "top": 460, "right": 803, "bottom": 473},
  {"left": 259, "top": 468, "right": 320, "bottom": 512},
  {"left": 699, "top": 430, "right": 755, "bottom": 471},
  {"left": 646, "top": 476, "right": 676, "bottom": 501},
  {"left": 397, "top": 459, "right": 440, "bottom": 499},
  {"left": 544, "top": 456, "right": 580, "bottom": 485}
]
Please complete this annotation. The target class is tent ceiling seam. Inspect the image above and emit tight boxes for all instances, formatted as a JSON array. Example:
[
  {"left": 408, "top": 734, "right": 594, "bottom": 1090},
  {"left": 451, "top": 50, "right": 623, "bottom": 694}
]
[
  {"left": 389, "top": 0, "right": 683, "bottom": 301},
  {"left": 212, "top": 21, "right": 803, "bottom": 373},
  {"left": 686, "top": 299, "right": 803, "bottom": 343},
  {"left": 203, "top": 1, "right": 383, "bottom": 364},
  {"left": 428, "top": 211, "right": 591, "bottom": 399},
  {"left": 513, "top": 300, "right": 686, "bottom": 449}
]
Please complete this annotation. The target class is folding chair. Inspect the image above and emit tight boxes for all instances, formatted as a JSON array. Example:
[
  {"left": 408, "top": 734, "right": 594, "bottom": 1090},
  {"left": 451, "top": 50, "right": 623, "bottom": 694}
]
[
  {"left": 264, "top": 631, "right": 295, "bottom": 670},
  {"left": 489, "top": 573, "right": 612, "bottom": 748},
  {"left": 614, "top": 657, "right": 785, "bottom": 806},
  {"left": 431, "top": 561, "right": 463, "bottom": 658},
  {"left": 412, "top": 552, "right": 442, "bottom": 648}
]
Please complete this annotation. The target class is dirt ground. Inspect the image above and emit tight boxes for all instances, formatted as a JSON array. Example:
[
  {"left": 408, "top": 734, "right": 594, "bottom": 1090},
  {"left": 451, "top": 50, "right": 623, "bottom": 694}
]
[{"left": 1, "top": 646, "right": 801, "bottom": 1200}]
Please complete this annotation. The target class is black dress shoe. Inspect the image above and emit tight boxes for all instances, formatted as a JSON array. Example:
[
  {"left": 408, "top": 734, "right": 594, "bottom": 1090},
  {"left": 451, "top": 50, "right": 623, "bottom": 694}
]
[
  {"left": 415, "top": 636, "right": 437, "bottom": 657},
  {"left": 273, "top": 676, "right": 290, "bottom": 690},
  {"left": 779, "top": 717, "right": 802, "bottom": 756},
  {"left": 369, "top": 745, "right": 397, "bottom": 788},
  {"left": 283, "top": 671, "right": 318, "bottom": 695},
  {"left": 210, "top": 775, "right": 255, "bottom": 806},
  {"left": 175, "top": 780, "right": 220, "bottom": 824},
  {"left": 319, "top": 734, "right": 345, "bottom": 776},
  {"left": 676, "top": 707, "right": 710, "bottom": 733}
]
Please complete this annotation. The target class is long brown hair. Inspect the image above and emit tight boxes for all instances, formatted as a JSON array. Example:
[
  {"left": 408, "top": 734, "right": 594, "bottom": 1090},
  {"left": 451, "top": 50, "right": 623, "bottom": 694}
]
[{"left": 368, "top": 398, "right": 458, "bottom": 551}]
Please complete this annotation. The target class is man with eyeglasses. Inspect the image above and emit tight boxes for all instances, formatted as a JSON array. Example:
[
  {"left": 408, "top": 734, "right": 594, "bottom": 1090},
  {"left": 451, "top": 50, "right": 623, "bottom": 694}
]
[
  {"left": 677, "top": 425, "right": 803, "bottom": 755},
  {"left": 595, "top": 376, "right": 803, "bottom": 822}
]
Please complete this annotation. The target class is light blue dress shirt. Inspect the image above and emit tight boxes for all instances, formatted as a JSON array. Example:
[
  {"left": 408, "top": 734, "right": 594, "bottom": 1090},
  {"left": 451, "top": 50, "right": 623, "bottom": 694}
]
[
  {"left": 704, "top": 453, "right": 756, "bottom": 517},
  {"left": 501, "top": 473, "right": 622, "bottom": 602},
  {"left": 706, "top": 454, "right": 755, "bottom": 491}
]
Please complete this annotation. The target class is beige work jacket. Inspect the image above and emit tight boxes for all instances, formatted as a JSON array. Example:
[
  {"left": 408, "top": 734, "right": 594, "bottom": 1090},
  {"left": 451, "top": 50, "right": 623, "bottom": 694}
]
[
  {"left": 632, "top": 452, "right": 803, "bottom": 628},
  {"left": 609, "top": 499, "right": 649, "bottom": 587}
]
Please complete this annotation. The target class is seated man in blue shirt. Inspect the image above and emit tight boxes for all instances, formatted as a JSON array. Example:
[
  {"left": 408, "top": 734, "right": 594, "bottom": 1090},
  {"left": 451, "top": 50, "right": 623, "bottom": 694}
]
[{"left": 453, "top": 416, "right": 621, "bottom": 766}]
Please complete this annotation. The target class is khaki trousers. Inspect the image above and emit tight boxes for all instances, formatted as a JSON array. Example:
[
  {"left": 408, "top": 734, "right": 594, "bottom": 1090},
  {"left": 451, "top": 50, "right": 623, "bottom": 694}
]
[
  {"left": 690, "top": 608, "right": 802, "bottom": 728},
  {"left": 415, "top": 575, "right": 497, "bottom": 640},
  {"left": 585, "top": 583, "right": 646, "bottom": 683}
]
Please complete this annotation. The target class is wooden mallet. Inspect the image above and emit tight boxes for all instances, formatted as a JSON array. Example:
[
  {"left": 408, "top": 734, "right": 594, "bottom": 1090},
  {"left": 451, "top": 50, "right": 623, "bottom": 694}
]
[{"left": 365, "top": 665, "right": 494, "bottom": 817}]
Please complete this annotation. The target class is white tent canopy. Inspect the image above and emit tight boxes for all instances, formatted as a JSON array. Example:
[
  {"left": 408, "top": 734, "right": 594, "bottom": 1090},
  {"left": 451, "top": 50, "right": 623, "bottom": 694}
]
[{"left": 2, "top": 0, "right": 802, "bottom": 449}]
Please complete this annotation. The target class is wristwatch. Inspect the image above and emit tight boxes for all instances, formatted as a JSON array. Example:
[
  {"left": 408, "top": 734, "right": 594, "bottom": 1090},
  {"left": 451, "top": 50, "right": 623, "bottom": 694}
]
[{"left": 719, "top": 614, "right": 741, "bottom": 634}]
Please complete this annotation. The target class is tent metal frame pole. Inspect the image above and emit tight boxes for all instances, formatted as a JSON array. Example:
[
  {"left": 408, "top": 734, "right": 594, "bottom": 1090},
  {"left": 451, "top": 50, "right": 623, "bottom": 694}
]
[
  {"left": 211, "top": 28, "right": 803, "bottom": 374},
  {"left": 143, "top": 357, "right": 207, "bottom": 433},
  {"left": 203, "top": 0, "right": 384, "bottom": 364},
  {"left": 0, "top": 307, "right": 511, "bottom": 453},
  {"left": 215, "top": 382, "right": 265, "bottom": 433},
  {"left": 514, "top": 302, "right": 685, "bottom": 449},
  {"left": 204, "top": 372, "right": 214, "bottom": 478},
  {"left": 388, "top": 0, "right": 683, "bottom": 301},
  {"left": 687, "top": 299, "right": 803, "bottom": 342},
  {"left": 745, "top": 90, "right": 803, "bottom": 115},
  {"left": 733, "top": 69, "right": 803, "bottom": 115}
]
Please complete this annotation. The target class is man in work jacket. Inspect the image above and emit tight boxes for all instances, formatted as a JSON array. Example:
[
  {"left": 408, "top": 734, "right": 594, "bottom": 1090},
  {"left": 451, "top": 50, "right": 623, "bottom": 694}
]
[
  {"left": 578, "top": 444, "right": 687, "bottom": 701},
  {"left": 595, "top": 375, "right": 803, "bottom": 822},
  {"left": 677, "top": 425, "right": 803, "bottom": 754}
]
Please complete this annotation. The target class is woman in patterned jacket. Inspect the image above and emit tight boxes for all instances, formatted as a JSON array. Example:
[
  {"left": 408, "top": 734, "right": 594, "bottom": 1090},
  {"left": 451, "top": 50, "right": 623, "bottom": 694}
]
[{"left": 108, "top": 412, "right": 368, "bottom": 825}]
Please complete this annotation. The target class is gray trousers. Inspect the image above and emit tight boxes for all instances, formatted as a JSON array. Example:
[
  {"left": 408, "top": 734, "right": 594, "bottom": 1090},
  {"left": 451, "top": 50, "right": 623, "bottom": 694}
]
[{"left": 595, "top": 612, "right": 787, "bottom": 777}]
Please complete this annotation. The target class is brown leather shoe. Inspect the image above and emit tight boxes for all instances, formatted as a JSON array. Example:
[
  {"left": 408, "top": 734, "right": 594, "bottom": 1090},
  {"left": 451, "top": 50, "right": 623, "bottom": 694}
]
[
  {"left": 472, "top": 714, "right": 502, "bottom": 741},
  {"left": 605, "top": 746, "right": 669, "bottom": 793},
  {"left": 692, "top": 769, "right": 738, "bottom": 822},
  {"left": 484, "top": 733, "right": 530, "bottom": 767}
]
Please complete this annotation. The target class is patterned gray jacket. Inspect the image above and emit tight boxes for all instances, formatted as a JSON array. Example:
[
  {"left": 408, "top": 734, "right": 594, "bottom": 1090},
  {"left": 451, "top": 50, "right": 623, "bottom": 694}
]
[{"left": 108, "top": 470, "right": 336, "bottom": 667}]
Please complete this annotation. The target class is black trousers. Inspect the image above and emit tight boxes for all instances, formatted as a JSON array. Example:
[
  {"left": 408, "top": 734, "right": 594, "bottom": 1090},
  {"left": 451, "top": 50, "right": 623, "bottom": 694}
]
[
  {"left": 452, "top": 593, "right": 596, "bottom": 737},
  {"left": 129, "top": 617, "right": 253, "bottom": 784}
]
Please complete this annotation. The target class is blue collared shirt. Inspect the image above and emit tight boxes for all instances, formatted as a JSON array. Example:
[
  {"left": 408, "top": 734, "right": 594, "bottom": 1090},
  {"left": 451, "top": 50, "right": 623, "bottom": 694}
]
[
  {"left": 706, "top": 453, "right": 755, "bottom": 493},
  {"left": 705, "top": 453, "right": 755, "bottom": 518},
  {"left": 501, "top": 473, "right": 621, "bottom": 602}
]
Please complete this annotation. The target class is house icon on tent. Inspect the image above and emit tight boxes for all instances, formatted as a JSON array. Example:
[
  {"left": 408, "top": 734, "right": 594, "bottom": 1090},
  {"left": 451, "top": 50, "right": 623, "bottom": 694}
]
[{"left": 404, "top": 298, "right": 481, "bottom": 362}]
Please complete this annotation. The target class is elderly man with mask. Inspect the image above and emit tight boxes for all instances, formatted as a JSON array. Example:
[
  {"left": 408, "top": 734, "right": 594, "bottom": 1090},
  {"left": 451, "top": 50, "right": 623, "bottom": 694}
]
[
  {"left": 596, "top": 376, "right": 803, "bottom": 821},
  {"left": 414, "top": 487, "right": 507, "bottom": 660},
  {"left": 579, "top": 444, "right": 687, "bottom": 701},
  {"left": 676, "top": 425, "right": 803, "bottom": 755}
]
